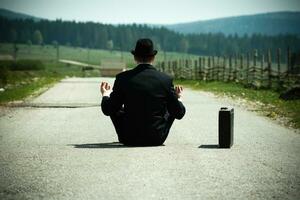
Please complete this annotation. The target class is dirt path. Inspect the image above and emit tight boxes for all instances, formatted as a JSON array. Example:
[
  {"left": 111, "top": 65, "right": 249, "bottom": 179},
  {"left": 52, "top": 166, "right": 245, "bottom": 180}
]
[{"left": 59, "top": 59, "right": 101, "bottom": 69}]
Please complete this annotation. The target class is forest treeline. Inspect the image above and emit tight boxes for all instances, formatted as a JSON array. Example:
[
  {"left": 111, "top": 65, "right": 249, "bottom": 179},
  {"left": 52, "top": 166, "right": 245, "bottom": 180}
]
[{"left": 0, "top": 16, "right": 300, "bottom": 56}]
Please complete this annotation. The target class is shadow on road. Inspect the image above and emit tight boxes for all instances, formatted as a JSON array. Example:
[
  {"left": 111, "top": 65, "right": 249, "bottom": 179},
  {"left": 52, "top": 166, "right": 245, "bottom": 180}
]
[
  {"left": 71, "top": 142, "right": 165, "bottom": 149},
  {"left": 198, "top": 144, "right": 220, "bottom": 149},
  {"left": 71, "top": 142, "right": 128, "bottom": 148}
]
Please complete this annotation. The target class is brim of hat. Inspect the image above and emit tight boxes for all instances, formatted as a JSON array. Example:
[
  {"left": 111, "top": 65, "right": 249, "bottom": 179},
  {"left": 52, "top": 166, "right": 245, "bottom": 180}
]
[{"left": 131, "top": 50, "right": 158, "bottom": 56}]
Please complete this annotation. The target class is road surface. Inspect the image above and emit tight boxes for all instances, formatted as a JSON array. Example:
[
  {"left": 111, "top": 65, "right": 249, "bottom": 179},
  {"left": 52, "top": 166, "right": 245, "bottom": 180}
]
[{"left": 0, "top": 78, "right": 299, "bottom": 200}]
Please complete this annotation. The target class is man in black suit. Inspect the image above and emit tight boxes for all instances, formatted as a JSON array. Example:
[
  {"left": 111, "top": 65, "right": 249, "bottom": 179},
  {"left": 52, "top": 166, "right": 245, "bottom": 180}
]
[{"left": 100, "top": 38, "right": 186, "bottom": 146}]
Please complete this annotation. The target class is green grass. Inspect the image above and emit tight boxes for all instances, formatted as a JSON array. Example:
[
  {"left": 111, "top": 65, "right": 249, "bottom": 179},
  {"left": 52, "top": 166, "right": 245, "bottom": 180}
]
[
  {"left": 0, "top": 43, "right": 199, "bottom": 68},
  {"left": 175, "top": 80, "right": 300, "bottom": 129},
  {"left": 0, "top": 76, "right": 59, "bottom": 103},
  {"left": 0, "top": 60, "right": 102, "bottom": 104},
  {"left": 0, "top": 42, "right": 199, "bottom": 103}
]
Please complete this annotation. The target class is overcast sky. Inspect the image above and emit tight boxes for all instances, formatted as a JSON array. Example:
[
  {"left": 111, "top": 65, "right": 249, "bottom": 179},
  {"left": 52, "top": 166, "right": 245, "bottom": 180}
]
[{"left": 0, "top": 0, "right": 300, "bottom": 24}]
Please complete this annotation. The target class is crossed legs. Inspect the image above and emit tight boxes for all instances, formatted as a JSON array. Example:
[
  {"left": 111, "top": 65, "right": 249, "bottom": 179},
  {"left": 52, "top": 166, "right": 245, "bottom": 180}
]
[{"left": 110, "top": 109, "right": 175, "bottom": 146}]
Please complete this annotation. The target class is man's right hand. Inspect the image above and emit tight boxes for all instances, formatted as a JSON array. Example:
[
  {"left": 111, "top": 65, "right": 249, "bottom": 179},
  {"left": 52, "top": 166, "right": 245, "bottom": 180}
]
[
  {"left": 175, "top": 85, "right": 183, "bottom": 99},
  {"left": 100, "top": 82, "right": 112, "bottom": 97}
]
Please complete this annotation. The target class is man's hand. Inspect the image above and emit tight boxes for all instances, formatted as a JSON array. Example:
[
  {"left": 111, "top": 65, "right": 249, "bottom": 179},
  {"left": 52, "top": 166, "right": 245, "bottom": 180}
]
[
  {"left": 100, "top": 82, "right": 112, "bottom": 97},
  {"left": 175, "top": 85, "right": 183, "bottom": 99}
]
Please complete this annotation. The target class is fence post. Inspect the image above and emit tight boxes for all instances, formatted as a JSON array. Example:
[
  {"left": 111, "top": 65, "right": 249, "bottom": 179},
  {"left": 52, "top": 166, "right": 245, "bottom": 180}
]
[
  {"left": 223, "top": 56, "right": 226, "bottom": 82},
  {"left": 261, "top": 53, "right": 264, "bottom": 86},
  {"left": 172, "top": 61, "right": 175, "bottom": 79},
  {"left": 189, "top": 59, "right": 193, "bottom": 79},
  {"left": 234, "top": 54, "right": 237, "bottom": 81},
  {"left": 176, "top": 60, "right": 179, "bottom": 79},
  {"left": 185, "top": 59, "right": 189, "bottom": 80},
  {"left": 253, "top": 49, "right": 257, "bottom": 66},
  {"left": 176, "top": 60, "right": 179, "bottom": 78},
  {"left": 198, "top": 57, "right": 202, "bottom": 80},
  {"left": 208, "top": 57, "right": 211, "bottom": 81},
  {"left": 179, "top": 59, "right": 183, "bottom": 79},
  {"left": 212, "top": 56, "right": 215, "bottom": 80},
  {"left": 253, "top": 49, "right": 258, "bottom": 86},
  {"left": 194, "top": 59, "right": 198, "bottom": 80},
  {"left": 177, "top": 60, "right": 180, "bottom": 79},
  {"left": 203, "top": 57, "right": 206, "bottom": 81},
  {"left": 228, "top": 55, "right": 232, "bottom": 81},
  {"left": 246, "top": 52, "right": 250, "bottom": 85},
  {"left": 165, "top": 60, "right": 168, "bottom": 74},
  {"left": 267, "top": 49, "right": 272, "bottom": 88},
  {"left": 287, "top": 46, "right": 291, "bottom": 86},
  {"left": 240, "top": 54, "right": 244, "bottom": 82},
  {"left": 217, "top": 56, "right": 220, "bottom": 81},
  {"left": 277, "top": 48, "right": 281, "bottom": 87}
]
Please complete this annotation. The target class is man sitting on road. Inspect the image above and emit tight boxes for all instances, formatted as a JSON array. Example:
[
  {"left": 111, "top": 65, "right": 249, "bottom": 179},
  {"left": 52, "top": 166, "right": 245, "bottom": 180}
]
[{"left": 100, "top": 38, "right": 186, "bottom": 146}]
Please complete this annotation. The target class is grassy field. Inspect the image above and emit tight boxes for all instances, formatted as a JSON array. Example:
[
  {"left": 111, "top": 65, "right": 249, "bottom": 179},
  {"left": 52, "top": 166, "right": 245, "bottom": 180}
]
[
  {"left": 0, "top": 60, "right": 101, "bottom": 104},
  {"left": 175, "top": 80, "right": 300, "bottom": 129},
  {"left": 0, "top": 43, "right": 197, "bottom": 103},
  {"left": 0, "top": 43, "right": 199, "bottom": 68}
]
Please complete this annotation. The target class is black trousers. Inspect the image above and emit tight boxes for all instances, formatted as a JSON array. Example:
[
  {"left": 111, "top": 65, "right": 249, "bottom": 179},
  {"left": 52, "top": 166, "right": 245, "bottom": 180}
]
[{"left": 110, "top": 109, "right": 175, "bottom": 146}]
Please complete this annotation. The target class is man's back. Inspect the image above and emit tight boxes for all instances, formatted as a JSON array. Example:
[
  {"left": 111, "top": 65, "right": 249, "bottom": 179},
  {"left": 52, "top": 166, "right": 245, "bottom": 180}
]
[
  {"left": 101, "top": 38, "right": 185, "bottom": 146},
  {"left": 101, "top": 64, "right": 185, "bottom": 145}
]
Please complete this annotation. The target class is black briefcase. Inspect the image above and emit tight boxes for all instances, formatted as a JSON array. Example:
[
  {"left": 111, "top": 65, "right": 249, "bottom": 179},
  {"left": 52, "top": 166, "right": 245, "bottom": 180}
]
[{"left": 218, "top": 107, "right": 234, "bottom": 148}]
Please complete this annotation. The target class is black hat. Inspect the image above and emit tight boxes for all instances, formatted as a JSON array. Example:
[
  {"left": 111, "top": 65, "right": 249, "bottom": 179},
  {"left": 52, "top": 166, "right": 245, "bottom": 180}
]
[{"left": 131, "top": 38, "right": 157, "bottom": 56}]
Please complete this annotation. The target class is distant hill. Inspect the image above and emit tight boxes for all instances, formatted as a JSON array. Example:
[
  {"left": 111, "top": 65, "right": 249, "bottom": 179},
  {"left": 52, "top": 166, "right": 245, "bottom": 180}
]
[
  {"left": 0, "top": 8, "right": 42, "bottom": 21},
  {"left": 165, "top": 12, "right": 300, "bottom": 36}
]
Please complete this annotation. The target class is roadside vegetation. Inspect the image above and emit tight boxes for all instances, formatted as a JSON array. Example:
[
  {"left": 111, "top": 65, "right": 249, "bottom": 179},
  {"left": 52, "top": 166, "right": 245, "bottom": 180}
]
[
  {"left": 1, "top": 43, "right": 299, "bottom": 130},
  {"left": 0, "top": 43, "right": 196, "bottom": 103},
  {"left": 175, "top": 80, "right": 300, "bottom": 129},
  {"left": 0, "top": 60, "right": 100, "bottom": 104}
]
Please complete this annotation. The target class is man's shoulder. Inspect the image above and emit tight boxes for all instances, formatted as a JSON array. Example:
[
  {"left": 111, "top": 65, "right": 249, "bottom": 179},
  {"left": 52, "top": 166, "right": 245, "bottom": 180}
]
[
  {"left": 115, "top": 69, "right": 132, "bottom": 80},
  {"left": 115, "top": 65, "right": 172, "bottom": 83},
  {"left": 151, "top": 67, "right": 173, "bottom": 83},
  {"left": 155, "top": 69, "right": 172, "bottom": 79}
]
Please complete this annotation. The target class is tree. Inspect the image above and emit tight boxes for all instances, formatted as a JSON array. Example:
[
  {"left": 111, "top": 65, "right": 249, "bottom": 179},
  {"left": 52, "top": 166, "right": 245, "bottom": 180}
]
[
  {"left": 33, "top": 30, "right": 43, "bottom": 45},
  {"left": 0, "top": 16, "right": 300, "bottom": 56}
]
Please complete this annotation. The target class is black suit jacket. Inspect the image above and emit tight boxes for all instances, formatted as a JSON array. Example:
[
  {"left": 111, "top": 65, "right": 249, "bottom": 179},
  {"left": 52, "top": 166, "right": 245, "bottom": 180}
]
[{"left": 101, "top": 64, "right": 185, "bottom": 144}]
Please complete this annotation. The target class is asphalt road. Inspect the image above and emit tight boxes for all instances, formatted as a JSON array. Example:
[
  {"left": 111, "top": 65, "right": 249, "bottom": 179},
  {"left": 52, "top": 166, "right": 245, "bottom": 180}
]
[{"left": 0, "top": 77, "right": 299, "bottom": 200}]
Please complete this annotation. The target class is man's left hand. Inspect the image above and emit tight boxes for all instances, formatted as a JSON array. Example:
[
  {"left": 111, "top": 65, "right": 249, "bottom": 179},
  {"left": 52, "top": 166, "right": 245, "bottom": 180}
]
[{"left": 175, "top": 85, "right": 183, "bottom": 99}]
